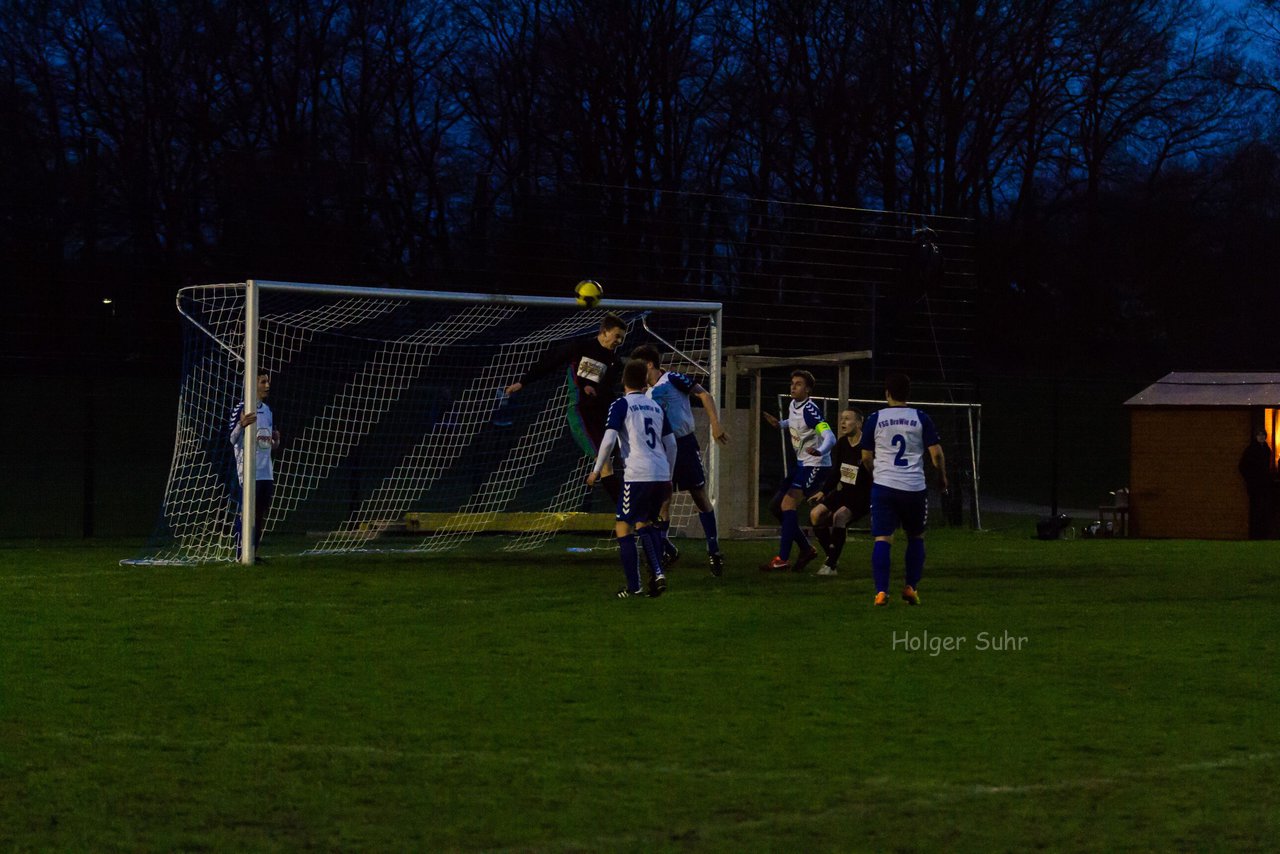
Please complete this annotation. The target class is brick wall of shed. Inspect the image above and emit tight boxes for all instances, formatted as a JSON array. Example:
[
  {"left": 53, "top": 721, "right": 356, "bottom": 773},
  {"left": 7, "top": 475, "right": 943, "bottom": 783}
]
[{"left": 1129, "top": 408, "right": 1251, "bottom": 539}]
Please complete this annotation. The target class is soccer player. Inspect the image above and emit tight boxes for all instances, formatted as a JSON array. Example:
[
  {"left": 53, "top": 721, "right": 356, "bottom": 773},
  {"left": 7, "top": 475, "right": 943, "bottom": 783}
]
[
  {"left": 858, "top": 373, "right": 947, "bottom": 605},
  {"left": 630, "top": 344, "right": 730, "bottom": 576},
  {"left": 506, "top": 314, "right": 627, "bottom": 501},
  {"left": 229, "top": 369, "right": 281, "bottom": 560},
  {"left": 587, "top": 359, "right": 678, "bottom": 598},
  {"left": 759, "top": 370, "right": 835, "bottom": 572},
  {"left": 809, "top": 408, "right": 872, "bottom": 576}
]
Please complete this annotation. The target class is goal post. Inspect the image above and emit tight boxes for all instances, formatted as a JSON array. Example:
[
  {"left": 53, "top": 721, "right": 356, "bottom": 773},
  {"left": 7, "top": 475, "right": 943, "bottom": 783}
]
[{"left": 129, "top": 280, "right": 723, "bottom": 565}]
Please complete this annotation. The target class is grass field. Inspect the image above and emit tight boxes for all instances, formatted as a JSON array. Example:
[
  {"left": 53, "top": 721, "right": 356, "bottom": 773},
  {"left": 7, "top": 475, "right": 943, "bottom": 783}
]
[{"left": 2, "top": 518, "right": 1277, "bottom": 851}]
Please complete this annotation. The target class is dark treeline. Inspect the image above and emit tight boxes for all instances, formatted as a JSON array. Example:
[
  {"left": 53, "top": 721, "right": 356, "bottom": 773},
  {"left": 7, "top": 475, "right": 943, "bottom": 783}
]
[{"left": 2, "top": 0, "right": 1278, "bottom": 379}]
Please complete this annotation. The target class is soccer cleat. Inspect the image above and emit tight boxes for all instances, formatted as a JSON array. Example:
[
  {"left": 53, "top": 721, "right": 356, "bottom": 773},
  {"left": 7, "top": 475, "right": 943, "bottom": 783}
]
[
  {"left": 902, "top": 585, "right": 920, "bottom": 605},
  {"left": 874, "top": 591, "right": 890, "bottom": 606},
  {"left": 708, "top": 552, "right": 724, "bottom": 577},
  {"left": 815, "top": 563, "right": 838, "bottom": 576},
  {"left": 661, "top": 543, "right": 681, "bottom": 570},
  {"left": 648, "top": 572, "right": 668, "bottom": 598},
  {"left": 759, "top": 556, "right": 790, "bottom": 572},
  {"left": 792, "top": 546, "right": 820, "bottom": 573},
  {"left": 616, "top": 587, "right": 645, "bottom": 599}
]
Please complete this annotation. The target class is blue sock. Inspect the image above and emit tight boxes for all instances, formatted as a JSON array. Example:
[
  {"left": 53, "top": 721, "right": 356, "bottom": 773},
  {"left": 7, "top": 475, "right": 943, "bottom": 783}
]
[
  {"left": 619, "top": 534, "right": 641, "bottom": 592},
  {"left": 872, "top": 540, "right": 892, "bottom": 593},
  {"left": 638, "top": 526, "right": 665, "bottom": 575},
  {"left": 905, "top": 538, "right": 925, "bottom": 588},
  {"left": 780, "top": 509, "right": 798, "bottom": 559},
  {"left": 655, "top": 517, "right": 671, "bottom": 545},
  {"left": 794, "top": 520, "right": 811, "bottom": 553},
  {"left": 698, "top": 510, "right": 720, "bottom": 554}
]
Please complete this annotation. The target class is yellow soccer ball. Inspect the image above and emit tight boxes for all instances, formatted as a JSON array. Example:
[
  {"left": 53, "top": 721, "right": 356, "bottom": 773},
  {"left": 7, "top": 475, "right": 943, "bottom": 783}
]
[{"left": 574, "top": 279, "right": 603, "bottom": 308}]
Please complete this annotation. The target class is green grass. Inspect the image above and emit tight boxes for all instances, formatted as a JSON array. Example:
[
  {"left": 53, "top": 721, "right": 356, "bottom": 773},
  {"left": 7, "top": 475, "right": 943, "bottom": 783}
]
[{"left": 2, "top": 519, "right": 1277, "bottom": 852}]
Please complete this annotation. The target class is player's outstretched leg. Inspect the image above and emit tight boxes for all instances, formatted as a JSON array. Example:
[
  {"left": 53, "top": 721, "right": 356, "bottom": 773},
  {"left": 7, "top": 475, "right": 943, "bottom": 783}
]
[
  {"left": 903, "top": 537, "right": 924, "bottom": 604},
  {"left": 655, "top": 519, "right": 680, "bottom": 569},
  {"left": 872, "top": 539, "right": 892, "bottom": 605},
  {"left": 697, "top": 508, "right": 722, "bottom": 566},
  {"left": 617, "top": 533, "right": 644, "bottom": 598},
  {"left": 637, "top": 525, "right": 667, "bottom": 597}
]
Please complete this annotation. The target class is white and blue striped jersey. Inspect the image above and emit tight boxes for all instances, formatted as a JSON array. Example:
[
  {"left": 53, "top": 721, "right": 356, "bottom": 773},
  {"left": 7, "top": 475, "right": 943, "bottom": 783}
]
[
  {"left": 786, "top": 398, "right": 834, "bottom": 467},
  {"left": 858, "top": 407, "right": 940, "bottom": 492},
  {"left": 646, "top": 371, "right": 699, "bottom": 438},
  {"left": 605, "top": 392, "right": 674, "bottom": 482},
  {"left": 229, "top": 401, "right": 275, "bottom": 483}
]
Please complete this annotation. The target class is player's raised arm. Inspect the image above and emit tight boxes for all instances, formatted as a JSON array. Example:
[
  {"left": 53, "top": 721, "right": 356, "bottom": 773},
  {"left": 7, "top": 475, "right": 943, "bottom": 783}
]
[
  {"left": 693, "top": 386, "right": 729, "bottom": 444},
  {"left": 808, "top": 418, "right": 836, "bottom": 457},
  {"left": 587, "top": 427, "right": 620, "bottom": 487}
]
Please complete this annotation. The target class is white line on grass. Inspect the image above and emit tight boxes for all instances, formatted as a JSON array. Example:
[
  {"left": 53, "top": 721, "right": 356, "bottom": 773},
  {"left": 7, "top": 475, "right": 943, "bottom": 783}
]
[
  {"left": 0, "top": 569, "right": 140, "bottom": 583},
  {"left": 39, "top": 731, "right": 822, "bottom": 781},
  {"left": 34, "top": 731, "right": 1280, "bottom": 852},
  {"left": 42, "top": 730, "right": 1277, "bottom": 786}
]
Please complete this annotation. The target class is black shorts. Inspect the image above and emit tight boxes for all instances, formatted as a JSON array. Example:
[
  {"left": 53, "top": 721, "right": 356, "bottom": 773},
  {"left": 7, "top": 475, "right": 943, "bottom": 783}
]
[{"left": 816, "top": 487, "right": 869, "bottom": 521}]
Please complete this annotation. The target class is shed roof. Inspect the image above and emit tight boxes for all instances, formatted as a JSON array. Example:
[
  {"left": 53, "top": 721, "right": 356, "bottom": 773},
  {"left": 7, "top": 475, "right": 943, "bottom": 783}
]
[{"left": 1125, "top": 372, "right": 1280, "bottom": 407}]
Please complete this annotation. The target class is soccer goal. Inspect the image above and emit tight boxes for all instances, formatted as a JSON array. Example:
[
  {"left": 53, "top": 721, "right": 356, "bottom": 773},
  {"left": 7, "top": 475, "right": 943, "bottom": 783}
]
[
  {"left": 772, "top": 394, "right": 982, "bottom": 529},
  {"left": 129, "top": 280, "right": 722, "bottom": 565}
]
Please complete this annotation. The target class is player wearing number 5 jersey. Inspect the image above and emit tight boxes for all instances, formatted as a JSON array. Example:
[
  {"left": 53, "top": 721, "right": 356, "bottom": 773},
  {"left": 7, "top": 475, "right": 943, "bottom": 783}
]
[
  {"left": 858, "top": 373, "right": 947, "bottom": 606},
  {"left": 631, "top": 343, "right": 730, "bottom": 577},
  {"left": 588, "top": 359, "right": 678, "bottom": 599}
]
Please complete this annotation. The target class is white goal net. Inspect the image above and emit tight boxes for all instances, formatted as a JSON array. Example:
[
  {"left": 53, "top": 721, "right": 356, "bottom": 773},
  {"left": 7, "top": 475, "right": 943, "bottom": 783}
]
[{"left": 129, "top": 281, "right": 722, "bottom": 564}]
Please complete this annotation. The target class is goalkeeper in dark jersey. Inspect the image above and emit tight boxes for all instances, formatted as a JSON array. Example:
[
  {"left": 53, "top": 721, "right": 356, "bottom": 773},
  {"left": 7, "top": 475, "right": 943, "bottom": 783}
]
[
  {"left": 808, "top": 409, "right": 872, "bottom": 575},
  {"left": 505, "top": 313, "right": 627, "bottom": 501}
]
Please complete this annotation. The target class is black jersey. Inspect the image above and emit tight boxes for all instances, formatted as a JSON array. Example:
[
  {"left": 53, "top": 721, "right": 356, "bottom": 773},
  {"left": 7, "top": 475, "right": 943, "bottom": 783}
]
[
  {"left": 517, "top": 335, "right": 623, "bottom": 414},
  {"left": 820, "top": 436, "right": 872, "bottom": 507}
]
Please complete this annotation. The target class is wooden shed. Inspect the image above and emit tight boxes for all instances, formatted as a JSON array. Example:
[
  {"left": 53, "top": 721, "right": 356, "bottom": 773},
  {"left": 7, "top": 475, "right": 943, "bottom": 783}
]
[{"left": 1125, "top": 372, "right": 1280, "bottom": 539}]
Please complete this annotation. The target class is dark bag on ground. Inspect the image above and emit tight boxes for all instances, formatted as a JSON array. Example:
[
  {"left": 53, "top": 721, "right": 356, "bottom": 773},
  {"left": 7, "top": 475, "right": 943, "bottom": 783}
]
[{"left": 1036, "top": 514, "right": 1072, "bottom": 540}]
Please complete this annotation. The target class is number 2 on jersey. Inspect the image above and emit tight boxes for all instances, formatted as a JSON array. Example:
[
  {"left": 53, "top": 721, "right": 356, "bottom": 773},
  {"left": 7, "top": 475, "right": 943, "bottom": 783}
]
[{"left": 891, "top": 434, "right": 908, "bottom": 466}]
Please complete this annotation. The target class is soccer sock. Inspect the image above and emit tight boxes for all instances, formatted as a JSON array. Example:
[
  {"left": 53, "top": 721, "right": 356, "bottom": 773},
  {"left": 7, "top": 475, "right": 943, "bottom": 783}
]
[
  {"left": 619, "top": 534, "right": 642, "bottom": 592},
  {"left": 698, "top": 510, "right": 720, "bottom": 554},
  {"left": 654, "top": 518, "right": 675, "bottom": 555},
  {"left": 872, "top": 540, "right": 891, "bottom": 593},
  {"left": 768, "top": 491, "right": 785, "bottom": 523},
  {"left": 793, "top": 518, "right": 811, "bottom": 553},
  {"left": 813, "top": 524, "right": 833, "bottom": 555},
  {"left": 779, "top": 509, "right": 798, "bottom": 560},
  {"left": 828, "top": 526, "right": 847, "bottom": 564},
  {"left": 905, "top": 538, "right": 925, "bottom": 588},
  {"left": 638, "top": 526, "right": 665, "bottom": 576}
]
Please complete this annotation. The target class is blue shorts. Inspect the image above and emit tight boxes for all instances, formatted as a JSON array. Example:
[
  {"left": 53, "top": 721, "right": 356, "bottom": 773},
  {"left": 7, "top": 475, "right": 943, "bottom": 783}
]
[
  {"left": 870, "top": 484, "right": 929, "bottom": 537},
  {"left": 786, "top": 464, "right": 829, "bottom": 497},
  {"left": 616, "top": 481, "right": 668, "bottom": 525},
  {"left": 672, "top": 433, "right": 706, "bottom": 492}
]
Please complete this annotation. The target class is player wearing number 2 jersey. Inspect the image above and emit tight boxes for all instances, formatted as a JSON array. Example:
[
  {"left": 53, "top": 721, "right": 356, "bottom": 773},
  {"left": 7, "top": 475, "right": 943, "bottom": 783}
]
[{"left": 858, "top": 373, "right": 947, "bottom": 606}]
